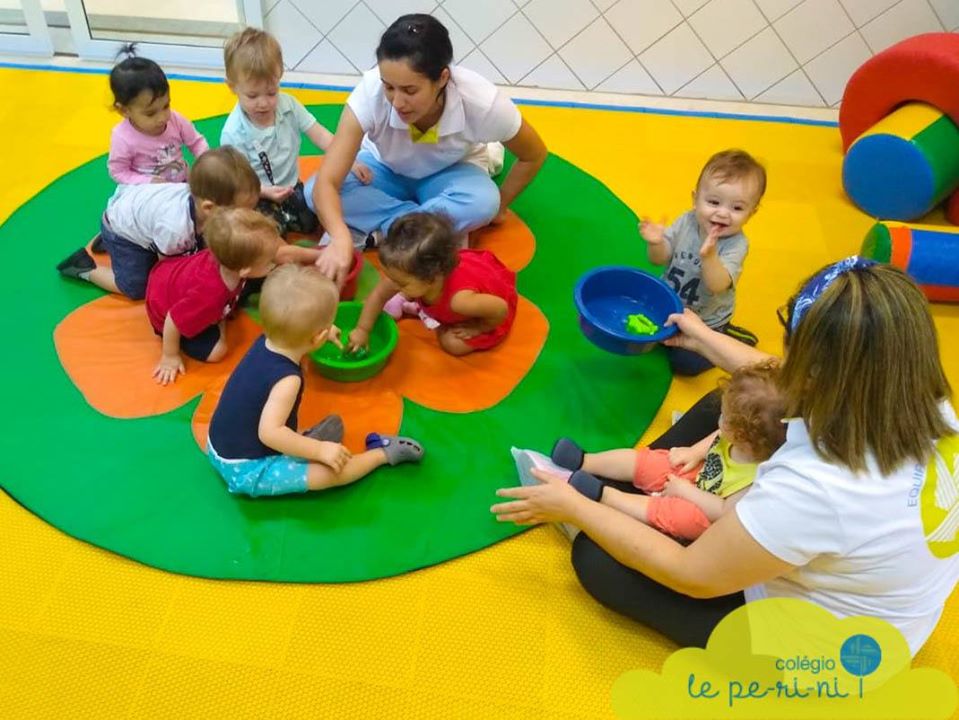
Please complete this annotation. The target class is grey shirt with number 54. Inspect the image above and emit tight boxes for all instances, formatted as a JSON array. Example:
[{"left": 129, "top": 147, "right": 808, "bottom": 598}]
[{"left": 661, "top": 209, "right": 748, "bottom": 329}]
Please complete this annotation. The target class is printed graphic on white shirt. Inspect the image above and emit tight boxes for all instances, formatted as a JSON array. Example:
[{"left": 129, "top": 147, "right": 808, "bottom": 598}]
[{"left": 923, "top": 434, "right": 959, "bottom": 557}]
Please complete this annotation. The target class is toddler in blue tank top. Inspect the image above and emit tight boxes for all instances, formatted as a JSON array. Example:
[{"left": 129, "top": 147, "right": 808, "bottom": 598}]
[{"left": 208, "top": 264, "right": 423, "bottom": 497}]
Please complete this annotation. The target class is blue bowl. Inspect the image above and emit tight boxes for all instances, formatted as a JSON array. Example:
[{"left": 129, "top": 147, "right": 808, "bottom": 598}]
[{"left": 574, "top": 266, "right": 683, "bottom": 355}]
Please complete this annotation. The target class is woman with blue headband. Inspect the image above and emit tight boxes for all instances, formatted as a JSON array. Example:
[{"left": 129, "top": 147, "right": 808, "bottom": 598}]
[{"left": 493, "top": 258, "right": 959, "bottom": 656}]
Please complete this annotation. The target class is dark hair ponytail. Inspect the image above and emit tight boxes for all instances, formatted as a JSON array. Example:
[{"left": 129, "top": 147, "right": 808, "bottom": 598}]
[
  {"left": 109, "top": 44, "right": 169, "bottom": 107},
  {"left": 376, "top": 13, "right": 452, "bottom": 81},
  {"left": 116, "top": 42, "right": 137, "bottom": 60}
]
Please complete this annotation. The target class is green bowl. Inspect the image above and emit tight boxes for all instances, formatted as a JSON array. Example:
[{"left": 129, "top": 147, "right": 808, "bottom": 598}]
[{"left": 310, "top": 301, "right": 398, "bottom": 382}]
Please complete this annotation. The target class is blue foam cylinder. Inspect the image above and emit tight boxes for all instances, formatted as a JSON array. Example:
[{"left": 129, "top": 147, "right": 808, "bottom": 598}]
[
  {"left": 842, "top": 104, "right": 959, "bottom": 221},
  {"left": 843, "top": 134, "right": 938, "bottom": 219}
]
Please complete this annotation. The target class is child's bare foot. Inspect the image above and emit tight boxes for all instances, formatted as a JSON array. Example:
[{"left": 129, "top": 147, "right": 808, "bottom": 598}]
[{"left": 365, "top": 433, "right": 424, "bottom": 465}]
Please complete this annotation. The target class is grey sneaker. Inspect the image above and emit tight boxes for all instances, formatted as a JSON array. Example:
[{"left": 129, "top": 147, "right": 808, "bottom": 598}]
[
  {"left": 56, "top": 248, "right": 96, "bottom": 279},
  {"left": 365, "top": 433, "right": 424, "bottom": 465},
  {"left": 318, "top": 228, "right": 379, "bottom": 250},
  {"left": 303, "top": 414, "right": 345, "bottom": 443}
]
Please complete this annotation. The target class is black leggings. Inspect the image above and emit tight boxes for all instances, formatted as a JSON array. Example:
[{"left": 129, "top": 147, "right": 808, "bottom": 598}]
[{"left": 570, "top": 389, "right": 746, "bottom": 648}]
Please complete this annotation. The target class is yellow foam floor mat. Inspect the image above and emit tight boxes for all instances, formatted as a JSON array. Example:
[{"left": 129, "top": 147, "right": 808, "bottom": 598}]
[{"left": 1, "top": 67, "right": 957, "bottom": 718}]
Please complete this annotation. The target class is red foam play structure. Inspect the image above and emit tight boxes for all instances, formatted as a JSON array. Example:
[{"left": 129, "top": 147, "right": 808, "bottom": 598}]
[
  {"left": 948, "top": 191, "right": 959, "bottom": 226},
  {"left": 839, "top": 33, "right": 959, "bottom": 151}
]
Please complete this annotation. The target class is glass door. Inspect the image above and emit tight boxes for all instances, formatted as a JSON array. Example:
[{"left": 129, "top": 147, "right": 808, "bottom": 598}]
[
  {"left": 63, "top": 0, "right": 262, "bottom": 68},
  {"left": 0, "top": 0, "right": 53, "bottom": 56}
]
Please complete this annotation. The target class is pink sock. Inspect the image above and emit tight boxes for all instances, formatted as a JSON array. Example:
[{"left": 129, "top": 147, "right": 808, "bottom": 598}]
[
  {"left": 383, "top": 293, "right": 407, "bottom": 319},
  {"left": 384, "top": 293, "right": 420, "bottom": 319}
]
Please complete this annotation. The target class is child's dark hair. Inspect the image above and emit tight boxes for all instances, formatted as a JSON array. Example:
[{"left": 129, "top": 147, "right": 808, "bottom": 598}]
[
  {"left": 379, "top": 212, "right": 459, "bottom": 280},
  {"left": 718, "top": 359, "right": 787, "bottom": 460},
  {"left": 376, "top": 14, "right": 452, "bottom": 81},
  {"left": 109, "top": 44, "right": 169, "bottom": 107}
]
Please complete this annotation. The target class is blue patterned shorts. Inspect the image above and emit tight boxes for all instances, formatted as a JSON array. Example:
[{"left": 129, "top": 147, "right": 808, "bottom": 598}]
[{"left": 207, "top": 442, "right": 309, "bottom": 497}]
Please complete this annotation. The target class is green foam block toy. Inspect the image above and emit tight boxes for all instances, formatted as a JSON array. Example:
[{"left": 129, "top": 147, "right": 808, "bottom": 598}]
[{"left": 625, "top": 313, "right": 659, "bottom": 336}]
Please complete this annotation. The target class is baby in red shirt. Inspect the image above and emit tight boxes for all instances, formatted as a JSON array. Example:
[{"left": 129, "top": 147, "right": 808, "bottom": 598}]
[
  {"left": 349, "top": 212, "right": 517, "bottom": 356},
  {"left": 145, "top": 207, "right": 319, "bottom": 385}
]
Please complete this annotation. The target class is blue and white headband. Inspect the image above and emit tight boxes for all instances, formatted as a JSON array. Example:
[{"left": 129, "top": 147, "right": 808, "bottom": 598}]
[{"left": 790, "top": 256, "right": 877, "bottom": 333}]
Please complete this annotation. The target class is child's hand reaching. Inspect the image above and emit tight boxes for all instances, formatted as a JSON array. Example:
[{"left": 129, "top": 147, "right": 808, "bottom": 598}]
[
  {"left": 328, "top": 324, "right": 343, "bottom": 349},
  {"left": 639, "top": 217, "right": 667, "bottom": 245},
  {"left": 699, "top": 225, "right": 721, "bottom": 258},
  {"left": 347, "top": 326, "right": 370, "bottom": 352},
  {"left": 153, "top": 352, "right": 185, "bottom": 386},
  {"left": 668, "top": 445, "right": 703, "bottom": 473},
  {"left": 351, "top": 161, "right": 373, "bottom": 184},
  {"left": 315, "top": 441, "right": 352, "bottom": 474},
  {"left": 662, "top": 474, "right": 695, "bottom": 499},
  {"left": 262, "top": 185, "right": 294, "bottom": 203}
]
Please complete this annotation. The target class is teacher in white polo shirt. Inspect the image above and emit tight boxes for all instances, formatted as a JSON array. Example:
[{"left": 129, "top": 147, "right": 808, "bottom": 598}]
[{"left": 307, "top": 13, "right": 548, "bottom": 284}]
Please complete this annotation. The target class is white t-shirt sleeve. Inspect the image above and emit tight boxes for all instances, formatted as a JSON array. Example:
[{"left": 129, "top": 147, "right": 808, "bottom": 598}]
[
  {"left": 735, "top": 462, "right": 843, "bottom": 566},
  {"left": 475, "top": 90, "right": 522, "bottom": 142},
  {"left": 346, "top": 73, "right": 378, "bottom": 133},
  {"left": 288, "top": 95, "right": 317, "bottom": 132}
]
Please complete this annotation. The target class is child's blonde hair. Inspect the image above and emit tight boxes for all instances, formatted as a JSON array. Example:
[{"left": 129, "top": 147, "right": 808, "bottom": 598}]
[
  {"left": 260, "top": 264, "right": 338, "bottom": 347},
  {"left": 378, "top": 212, "right": 459, "bottom": 280},
  {"left": 697, "top": 149, "right": 767, "bottom": 203},
  {"left": 224, "top": 27, "right": 283, "bottom": 84},
  {"left": 205, "top": 207, "right": 278, "bottom": 272},
  {"left": 189, "top": 146, "right": 260, "bottom": 205},
  {"left": 718, "top": 360, "right": 786, "bottom": 460}
]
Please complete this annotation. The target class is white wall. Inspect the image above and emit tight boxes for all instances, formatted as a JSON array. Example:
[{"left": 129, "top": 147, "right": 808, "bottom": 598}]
[{"left": 263, "top": 0, "right": 959, "bottom": 108}]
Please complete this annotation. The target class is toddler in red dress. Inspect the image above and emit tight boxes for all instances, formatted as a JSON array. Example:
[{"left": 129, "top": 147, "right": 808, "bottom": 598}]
[{"left": 349, "top": 212, "right": 517, "bottom": 356}]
